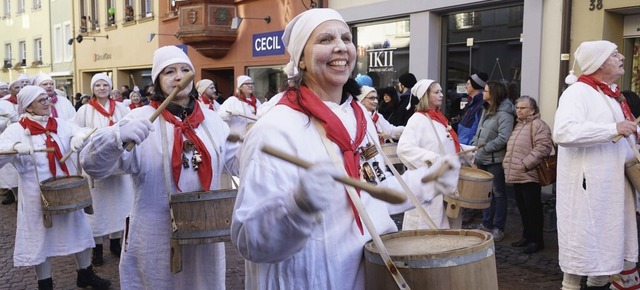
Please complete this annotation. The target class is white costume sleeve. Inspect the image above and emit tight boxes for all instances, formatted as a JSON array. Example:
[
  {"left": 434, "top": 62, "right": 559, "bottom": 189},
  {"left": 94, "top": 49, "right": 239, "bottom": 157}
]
[
  {"left": 397, "top": 114, "right": 443, "bottom": 169},
  {"left": 80, "top": 123, "right": 138, "bottom": 179},
  {"left": 376, "top": 112, "right": 404, "bottom": 138}
]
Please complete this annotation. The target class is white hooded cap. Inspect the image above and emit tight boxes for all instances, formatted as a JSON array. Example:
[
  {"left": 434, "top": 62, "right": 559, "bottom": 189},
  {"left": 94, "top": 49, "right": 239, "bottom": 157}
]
[
  {"left": 357, "top": 86, "right": 376, "bottom": 102},
  {"left": 33, "top": 72, "right": 53, "bottom": 86},
  {"left": 565, "top": 40, "right": 617, "bottom": 85},
  {"left": 151, "top": 46, "right": 195, "bottom": 83},
  {"left": 411, "top": 79, "right": 435, "bottom": 102},
  {"left": 17, "top": 85, "right": 47, "bottom": 115},
  {"left": 281, "top": 8, "right": 345, "bottom": 77},
  {"left": 196, "top": 79, "right": 214, "bottom": 95},
  {"left": 236, "top": 75, "right": 252, "bottom": 91},
  {"left": 90, "top": 73, "right": 113, "bottom": 92}
]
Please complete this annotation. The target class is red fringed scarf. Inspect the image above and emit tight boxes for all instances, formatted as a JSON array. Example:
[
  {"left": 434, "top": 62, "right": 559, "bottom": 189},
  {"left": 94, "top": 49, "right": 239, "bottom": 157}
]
[
  {"left": 49, "top": 93, "right": 59, "bottom": 118},
  {"left": 579, "top": 75, "right": 636, "bottom": 139},
  {"left": 19, "top": 117, "right": 70, "bottom": 177},
  {"left": 6, "top": 95, "right": 17, "bottom": 104},
  {"left": 371, "top": 112, "right": 384, "bottom": 143},
  {"left": 150, "top": 101, "right": 213, "bottom": 192},
  {"left": 89, "top": 98, "right": 117, "bottom": 126},
  {"left": 201, "top": 95, "right": 216, "bottom": 111},
  {"left": 420, "top": 109, "right": 461, "bottom": 152},
  {"left": 238, "top": 94, "right": 257, "bottom": 114},
  {"left": 278, "top": 86, "right": 367, "bottom": 234},
  {"left": 129, "top": 102, "right": 143, "bottom": 110}
]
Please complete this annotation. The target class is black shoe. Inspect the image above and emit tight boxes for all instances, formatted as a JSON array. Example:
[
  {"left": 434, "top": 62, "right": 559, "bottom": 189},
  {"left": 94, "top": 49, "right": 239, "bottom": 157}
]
[
  {"left": 37, "top": 277, "right": 53, "bottom": 290},
  {"left": 77, "top": 265, "right": 111, "bottom": 289},
  {"left": 92, "top": 244, "right": 104, "bottom": 266},
  {"left": 109, "top": 238, "right": 121, "bottom": 257},
  {"left": 523, "top": 242, "right": 544, "bottom": 254},
  {"left": 511, "top": 238, "right": 530, "bottom": 247},
  {"left": 1, "top": 193, "right": 15, "bottom": 205}
]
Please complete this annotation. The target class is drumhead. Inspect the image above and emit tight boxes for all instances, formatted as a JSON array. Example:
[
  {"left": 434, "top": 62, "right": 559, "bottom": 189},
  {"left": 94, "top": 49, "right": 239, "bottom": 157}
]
[
  {"left": 459, "top": 167, "right": 493, "bottom": 181},
  {"left": 40, "top": 176, "right": 87, "bottom": 189}
]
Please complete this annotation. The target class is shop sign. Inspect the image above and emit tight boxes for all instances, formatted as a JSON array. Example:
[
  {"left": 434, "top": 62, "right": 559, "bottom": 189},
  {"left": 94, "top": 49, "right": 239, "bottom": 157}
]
[
  {"left": 253, "top": 30, "right": 285, "bottom": 57},
  {"left": 367, "top": 48, "right": 395, "bottom": 72},
  {"left": 93, "top": 53, "right": 112, "bottom": 62}
]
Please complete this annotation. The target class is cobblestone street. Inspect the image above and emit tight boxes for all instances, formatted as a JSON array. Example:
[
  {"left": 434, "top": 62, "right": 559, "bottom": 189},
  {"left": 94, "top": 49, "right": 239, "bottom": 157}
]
[{"left": 0, "top": 187, "right": 564, "bottom": 289}]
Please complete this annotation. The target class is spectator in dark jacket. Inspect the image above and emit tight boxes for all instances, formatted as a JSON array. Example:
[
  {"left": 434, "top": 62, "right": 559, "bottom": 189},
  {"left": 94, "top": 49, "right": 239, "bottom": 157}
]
[
  {"left": 622, "top": 90, "right": 640, "bottom": 118},
  {"left": 387, "top": 73, "right": 417, "bottom": 126}
]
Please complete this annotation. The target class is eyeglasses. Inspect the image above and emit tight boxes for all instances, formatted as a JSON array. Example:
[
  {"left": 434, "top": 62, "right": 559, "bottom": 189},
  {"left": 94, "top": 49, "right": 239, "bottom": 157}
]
[
  {"left": 36, "top": 96, "right": 52, "bottom": 105},
  {"left": 243, "top": 82, "right": 255, "bottom": 86},
  {"left": 365, "top": 96, "right": 378, "bottom": 101}
]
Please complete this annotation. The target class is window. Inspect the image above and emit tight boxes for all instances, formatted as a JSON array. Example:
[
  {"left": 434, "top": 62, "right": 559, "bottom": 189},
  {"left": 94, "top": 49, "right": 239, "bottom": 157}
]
[
  {"left": 106, "top": 0, "right": 116, "bottom": 26},
  {"left": 124, "top": 0, "right": 134, "bottom": 22},
  {"left": 17, "top": 0, "right": 24, "bottom": 14},
  {"left": 32, "top": 0, "right": 41, "bottom": 10},
  {"left": 54, "top": 24, "right": 62, "bottom": 62},
  {"left": 18, "top": 41, "right": 26, "bottom": 66},
  {"left": 167, "top": 0, "right": 177, "bottom": 16},
  {"left": 63, "top": 21, "right": 72, "bottom": 61},
  {"left": 33, "top": 38, "right": 42, "bottom": 65},
  {"left": 3, "top": 0, "right": 10, "bottom": 17},
  {"left": 141, "top": 0, "right": 152, "bottom": 18},
  {"left": 3, "top": 43, "right": 11, "bottom": 68},
  {"left": 90, "top": 0, "right": 99, "bottom": 30},
  {"left": 454, "top": 12, "right": 480, "bottom": 30}
]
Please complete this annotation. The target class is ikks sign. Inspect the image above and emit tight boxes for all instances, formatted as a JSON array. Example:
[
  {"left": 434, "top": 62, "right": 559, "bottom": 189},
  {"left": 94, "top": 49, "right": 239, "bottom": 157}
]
[
  {"left": 252, "top": 30, "right": 285, "bottom": 57},
  {"left": 93, "top": 53, "right": 112, "bottom": 62},
  {"left": 367, "top": 48, "right": 396, "bottom": 72}
]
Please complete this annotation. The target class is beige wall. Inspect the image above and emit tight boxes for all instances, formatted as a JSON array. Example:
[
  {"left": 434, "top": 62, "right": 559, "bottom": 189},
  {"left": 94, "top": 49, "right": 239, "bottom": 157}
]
[{"left": 538, "top": 0, "right": 564, "bottom": 128}]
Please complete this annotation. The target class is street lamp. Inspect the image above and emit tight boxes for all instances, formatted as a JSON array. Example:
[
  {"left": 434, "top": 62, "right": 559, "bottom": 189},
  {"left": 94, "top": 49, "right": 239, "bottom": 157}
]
[
  {"left": 147, "top": 33, "right": 178, "bottom": 43},
  {"left": 230, "top": 16, "right": 271, "bottom": 29},
  {"left": 68, "top": 34, "right": 109, "bottom": 45}
]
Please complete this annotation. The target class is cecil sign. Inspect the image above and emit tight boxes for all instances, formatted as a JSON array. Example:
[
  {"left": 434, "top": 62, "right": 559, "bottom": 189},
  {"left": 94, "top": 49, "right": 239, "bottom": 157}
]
[{"left": 253, "top": 30, "right": 285, "bottom": 57}]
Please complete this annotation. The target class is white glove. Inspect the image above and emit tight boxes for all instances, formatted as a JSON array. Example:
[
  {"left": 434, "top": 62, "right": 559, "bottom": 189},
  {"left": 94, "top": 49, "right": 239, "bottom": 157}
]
[
  {"left": 13, "top": 143, "right": 34, "bottom": 155},
  {"left": 0, "top": 118, "right": 9, "bottom": 131},
  {"left": 434, "top": 155, "right": 462, "bottom": 194},
  {"left": 119, "top": 118, "right": 153, "bottom": 145},
  {"left": 70, "top": 135, "right": 89, "bottom": 152},
  {"left": 294, "top": 162, "right": 342, "bottom": 213}
]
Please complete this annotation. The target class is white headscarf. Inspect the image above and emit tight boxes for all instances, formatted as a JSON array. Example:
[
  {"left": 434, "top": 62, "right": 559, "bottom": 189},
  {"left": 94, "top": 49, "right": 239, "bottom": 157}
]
[
  {"left": 411, "top": 79, "right": 436, "bottom": 102},
  {"left": 151, "top": 46, "right": 195, "bottom": 83},
  {"left": 357, "top": 86, "right": 376, "bottom": 102},
  {"left": 90, "top": 73, "right": 113, "bottom": 91},
  {"left": 17, "top": 85, "right": 47, "bottom": 115},
  {"left": 236, "top": 75, "right": 252, "bottom": 91},
  {"left": 565, "top": 40, "right": 617, "bottom": 85},
  {"left": 196, "top": 79, "right": 214, "bottom": 95},
  {"left": 281, "top": 8, "right": 345, "bottom": 77},
  {"left": 33, "top": 72, "right": 53, "bottom": 86},
  {"left": 10, "top": 74, "right": 29, "bottom": 88}
]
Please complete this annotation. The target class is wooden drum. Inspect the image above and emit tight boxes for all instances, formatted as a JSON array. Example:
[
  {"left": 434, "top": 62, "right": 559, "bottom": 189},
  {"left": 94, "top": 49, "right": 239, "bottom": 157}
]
[
  {"left": 169, "top": 189, "right": 237, "bottom": 273},
  {"left": 381, "top": 143, "right": 405, "bottom": 174},
  {"left": 444, "top": 167, "right": 493, "bottom": 218},
  {"left": 364, "top": 229, "right": 498, "bottom": 290},
  {"left": 39, "top": 176, "right": 93, "bottom": 228},
  {"left": 625, "top": 159, "right": 640, "bottom": 192}
]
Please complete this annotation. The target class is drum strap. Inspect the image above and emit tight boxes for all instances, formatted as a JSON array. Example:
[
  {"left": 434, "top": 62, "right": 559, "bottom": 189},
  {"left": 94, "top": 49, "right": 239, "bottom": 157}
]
[
  {"left": 366, "top": 129, "right": 438, "bottom": 230},
  {"left": 424, "top": 114, "right": 446, "bottom": 155},
  {"left": 159, "top": 117, "right": 179, "bottom": 232},
  {"left": 25, "top": 132, "right": 49, "bottom": 207},
  {"left": 313, "top": 119, "right": 412, "bottom": 290}
]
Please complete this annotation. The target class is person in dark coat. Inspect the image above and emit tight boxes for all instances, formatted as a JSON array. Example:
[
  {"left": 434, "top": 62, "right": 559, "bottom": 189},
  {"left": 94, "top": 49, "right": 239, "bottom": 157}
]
[{"left": 387, "top": 73, "right": 417, "bottom": 126}]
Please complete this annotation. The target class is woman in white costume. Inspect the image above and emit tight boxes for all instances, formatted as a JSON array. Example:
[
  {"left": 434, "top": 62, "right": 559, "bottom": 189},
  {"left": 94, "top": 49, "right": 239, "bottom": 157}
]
[
  {"left": 75, "top": 73, "right": 133, "bottom": 266},
  {"left": 357, "top": 85, "right": 404, "bottom": 141},
  {"left": 218, "top": 75, "right": 261, "bottom": 136},
  {"left": 0, "top": 86, "right": 110, "bottom": 290},
  {"left": 81, "top": 46, "right": 239, "bottom": 289}
]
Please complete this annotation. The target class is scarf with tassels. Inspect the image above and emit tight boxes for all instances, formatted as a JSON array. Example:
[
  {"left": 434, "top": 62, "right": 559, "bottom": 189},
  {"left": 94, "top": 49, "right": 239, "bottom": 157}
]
[
  {"left": 89, "top": 98, "right": 117, "bottom": 126},
  {"left": 278, "top": 86, "right": 367, "bottom": 234},
  {"left": 19, "top": 117, "right": 70, "bottom": 177},
  {"left": 237, "top": 94, "right": 257, "bottom": 114},
  {"left": 579, "top": 75, "right": 636, "bottom": 138}
]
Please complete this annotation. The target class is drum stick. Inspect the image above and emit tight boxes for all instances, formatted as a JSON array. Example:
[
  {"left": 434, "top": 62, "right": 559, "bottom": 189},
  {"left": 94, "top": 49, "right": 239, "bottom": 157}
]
[
  {"left": 261, "top": 145, "right": 407, "bottom": 204},
  {"left": 421, "top": 161, "right": 453, "bottom": 183},
  {"left": 613, "top": 116, "right": 640, "bottom": 143},
  {"left": 0, "top": 147, "right": 54, "bottom": 155},
  {"left": 124, "top": 71, "right": 195, "bottom": 151},
  {"left": 227, "top": 110, "right": 258, "bottom": 121},
  {"left": 59, "top": 128, "right": 98, "bottom": 164}
]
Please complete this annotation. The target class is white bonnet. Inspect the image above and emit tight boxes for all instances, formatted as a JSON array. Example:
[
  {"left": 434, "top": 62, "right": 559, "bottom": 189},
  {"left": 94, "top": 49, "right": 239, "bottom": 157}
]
[
  {"left": 90, "top": 73, "right": 113, "bottom": 91},
  {"left": 411, "top": 79, "right": 436, "bottom": 101},
  {"left": 17, "top": 85, "right": 47, "bottom": 115},
  {"left": 236, "top": 75, "right": 252, "bottom": 90},
  {"left": 151, "top": 46, "right": 194, "bottom": 83},
  {"left": 281, "top": 8, "right": 345, "bottom": 77},
  {"left": 565, "top": 40, "right": 617, "bottom": 85},
  {"left": 33, "top": 72, "right": 53, "bottom": 86},
  {"left": 0, "top": 81, "right": 7, "bottom": 88},
  {"left": 10, "top": 74, "right": 29, "bottom": 88},
  {"left": 357, "top": 86, "right": 376, "bottom": 102},
  {"left": 196, "top": 79, "right": 214, "bottom": 95}
]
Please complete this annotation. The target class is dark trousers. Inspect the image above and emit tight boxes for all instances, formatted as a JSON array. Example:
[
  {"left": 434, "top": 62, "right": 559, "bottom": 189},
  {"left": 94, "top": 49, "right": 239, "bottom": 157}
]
[{"left": 513, "top": 182, "right": 543, "bottom": 244}]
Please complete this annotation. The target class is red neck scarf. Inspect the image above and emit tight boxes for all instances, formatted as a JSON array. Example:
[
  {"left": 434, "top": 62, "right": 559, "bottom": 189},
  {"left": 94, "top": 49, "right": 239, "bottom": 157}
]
[
  {"left": 201, "top": 95, "right": 216, "bottom": 111},
  {"left": 420, "top": 109, "right": 461, "bottom": 153},
  {"left": 19, "top": 117, "right": 70, "bottom": 177},
  {"left": 238, "top": 94, "right": 257, "bottom": 114},
  {"left": 370, "top": 112, "right": 384, "bottom": 143},
  {"left": 49, "top": 93, "right": 59, "bottom": 118},
  {"left": 579, "top": 74, "right": 634, "bottom": 121},
  {"left": 278, "top": 86, "right": 367, "bottom": 234},
  {"left": 150, "top": 100, "right": 213, "bottom": 192},
  {"left": 7, "top": 95, "right": 17, "bottom": 104},
  {"left": 129, "top": 102, "right": 143, "bottom": 110},
  {"left": 89, "top": 98, "right": 117, "bottom": 126}
]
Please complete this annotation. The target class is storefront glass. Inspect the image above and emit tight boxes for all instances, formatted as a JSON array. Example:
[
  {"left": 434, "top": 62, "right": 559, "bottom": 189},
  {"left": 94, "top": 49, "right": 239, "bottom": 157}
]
[
  {"left": 353, "top": 19, "right": 410, "bottom": 90},
  {"left": 247, "top": 65, "right": 287, "bottom": 103}
]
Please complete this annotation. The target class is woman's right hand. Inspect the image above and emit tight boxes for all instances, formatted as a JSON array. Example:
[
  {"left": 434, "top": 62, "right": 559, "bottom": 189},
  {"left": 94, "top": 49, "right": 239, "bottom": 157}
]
[
  {"left": 13, "top": 143, "right": 34, "bottom": 155},
  {"left": 293, "top": 162, "right": 342, "bottom": 213},
  {"left": 119, "top": 118, "right": 153, "bottom": 145}
]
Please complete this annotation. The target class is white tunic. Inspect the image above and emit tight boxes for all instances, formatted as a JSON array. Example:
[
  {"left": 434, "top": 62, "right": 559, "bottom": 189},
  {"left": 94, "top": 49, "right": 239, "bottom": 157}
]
[
  {"left": 373, "top": 111, "right": 404, "bottom": 139},
  {"left": 51, "top": 96, "right": 76, "bottom": 120},
  {"left": 0, "top": 100, "right": 19, "bottom": 189},
  {"left": 232, "top": 97, "right": 444, "bottom": 290},
  {"left": 553, "top": 82, "right": 638, "bottom": 275},
  {"left": 218, "top": 95, "right": 261, "bottom": 136},
  {"left": 198, "top": 99, "right": 221, "bottom": 111},
  {"left": 75, "top": 101, "right": 133, "bottom": 236},
  {"left": 81, "top": 105, "right": 239, "bottom": 290},
  {"left": 0, "top": 119, "right": 94, "bottom": 266}
]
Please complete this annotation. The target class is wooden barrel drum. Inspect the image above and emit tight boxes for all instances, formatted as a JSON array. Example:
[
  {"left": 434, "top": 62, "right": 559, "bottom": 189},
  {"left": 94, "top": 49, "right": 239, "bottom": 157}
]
[
  {"left": 625, "top": 159, "right": 640, "bottom": 192},
  {"left": 169, "top": 189, "right": 237, "bottom": 273},
  {"left": 364, "top": 229, "right": 498, "bottom": 290},
  {"left": 39, "top": 176, "right": 93, "bottom": 228},
  {"left": 444, "top": 167, "right": 493, "bottom": 218},
  {"left": 381, "top": 143, "right": 405, "bottom": 174}
]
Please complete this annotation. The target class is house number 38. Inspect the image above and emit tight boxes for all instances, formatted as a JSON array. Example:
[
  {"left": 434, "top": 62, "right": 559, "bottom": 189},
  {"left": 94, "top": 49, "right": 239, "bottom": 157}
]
[{"left": 589, "top": 0, "right": 603, "bottom": 11}]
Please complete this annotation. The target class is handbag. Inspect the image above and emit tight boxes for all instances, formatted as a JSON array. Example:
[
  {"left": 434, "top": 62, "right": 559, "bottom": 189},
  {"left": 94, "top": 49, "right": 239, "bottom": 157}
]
[{"left": 530, "top": 121, "right": 557, "bottom": 186}]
